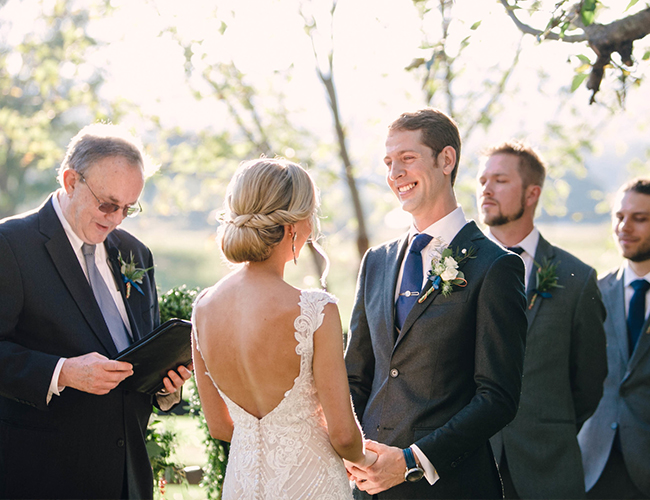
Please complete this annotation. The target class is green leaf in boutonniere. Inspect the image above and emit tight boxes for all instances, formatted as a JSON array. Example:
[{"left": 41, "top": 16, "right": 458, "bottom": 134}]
[
  {"left": 118, "top": 251, "right": 153, "bottom": 299},
  {"left": 529, "top": 258, "right": 563, "bottom": 310},
  {"left": 418, "top": 246, "right": 477, "bottom": 303}
]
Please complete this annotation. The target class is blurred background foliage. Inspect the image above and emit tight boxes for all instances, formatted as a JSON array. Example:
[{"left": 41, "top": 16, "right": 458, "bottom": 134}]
[{"left": 3, "top": 0, "right": 649, "bottom": 497}]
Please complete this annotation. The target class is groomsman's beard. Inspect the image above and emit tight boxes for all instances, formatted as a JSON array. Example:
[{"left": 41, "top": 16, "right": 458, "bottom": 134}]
[
  {"left": 482, "top": 193, "right": 526, "bottom": 227},
  {"left": 623, "top": 243, "right": 650, "bottom": 264}
]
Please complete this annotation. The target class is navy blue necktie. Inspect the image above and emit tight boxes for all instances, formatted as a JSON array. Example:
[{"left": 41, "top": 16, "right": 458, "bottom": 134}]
[
  {"left": 395, "top": 234, "right": 433, "bottom": 333},
  {"left": 627, "top": 279, "right": 650, "bottom": 355}
]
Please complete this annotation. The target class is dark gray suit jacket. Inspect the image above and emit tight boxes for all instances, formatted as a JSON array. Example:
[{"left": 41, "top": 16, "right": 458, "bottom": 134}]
[
  {"left": 578, "top": 267, "right": 650, "bottom": 496},
  {"left": 346, "top": 221, "right": 527, "bottom": 499},
  {"left": 490, "top": 234, "right": 607, "bottom": 499},
  {"left": 0, "top": 196, "right": 160, "bottom": 499}
]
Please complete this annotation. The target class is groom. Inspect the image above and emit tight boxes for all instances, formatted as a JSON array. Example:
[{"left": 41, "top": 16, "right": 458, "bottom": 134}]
[{"left": 345, "top": 108, "right": 527, "bottom": 498}]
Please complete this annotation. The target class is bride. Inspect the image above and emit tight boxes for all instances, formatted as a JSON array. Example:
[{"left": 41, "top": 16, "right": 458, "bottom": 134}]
[{"left": 192, "top": 158, "right": 376, "bottom": 499}]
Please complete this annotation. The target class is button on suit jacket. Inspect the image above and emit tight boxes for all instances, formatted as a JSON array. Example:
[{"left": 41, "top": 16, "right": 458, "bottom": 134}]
[
  {"left": 345, "top": 221, "right": 527, "bottom": 499},
  {"left": 578, "top": 266, "right": 650, "bottom": 496},
  {"left": 490, "top": 234, "right": 607, "bottom": 499},
  {"left": 0, "top": 196, "right": 160, "bottom": 499}
]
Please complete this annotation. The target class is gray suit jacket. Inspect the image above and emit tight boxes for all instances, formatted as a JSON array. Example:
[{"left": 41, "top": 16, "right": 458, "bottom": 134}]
[
  {"left": 578, "top": 267, "right": 650, "bottom": 496},
  {"left": 346, "top": 221, "right": 527, "bottom": 499},
  {"left": 490, "top": 234, "right": 607, "bottom": 499}
]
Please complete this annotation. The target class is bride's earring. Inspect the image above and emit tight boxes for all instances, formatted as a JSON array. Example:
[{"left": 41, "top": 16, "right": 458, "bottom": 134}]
[{"left": 292, "top": 231, "right": 297, "bottom": 265}]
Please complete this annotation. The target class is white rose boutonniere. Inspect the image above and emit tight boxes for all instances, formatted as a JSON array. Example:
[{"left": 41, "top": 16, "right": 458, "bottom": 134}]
[{"left": 419, "top": 246, "right": 476, "bottom": 302}]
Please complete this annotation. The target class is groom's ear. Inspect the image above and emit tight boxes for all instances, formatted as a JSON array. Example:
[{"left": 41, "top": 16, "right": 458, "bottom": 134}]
[{"left": 438, "top": 146, "right": 456, "bottom": 177}]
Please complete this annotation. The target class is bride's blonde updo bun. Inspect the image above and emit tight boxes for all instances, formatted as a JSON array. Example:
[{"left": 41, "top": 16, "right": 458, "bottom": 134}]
[{"left": 220, "top": 158, "right": 319, "bottom": 263}]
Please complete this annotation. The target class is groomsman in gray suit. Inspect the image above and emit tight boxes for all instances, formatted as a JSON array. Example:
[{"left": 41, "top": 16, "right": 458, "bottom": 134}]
[
  {"left": 578, "top": 178, "right": 650, "bottom": 499},
  {"left": 345, "top": 109, "right": 527, "bottom": 498},
  {"left": 477, "top": 141, "right": 607, "bottom": 499}
]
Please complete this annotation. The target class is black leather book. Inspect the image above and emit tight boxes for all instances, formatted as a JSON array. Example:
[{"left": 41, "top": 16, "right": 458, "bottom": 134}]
[{"left": 114, "top": 318, "right": 192, "bottom": 394}]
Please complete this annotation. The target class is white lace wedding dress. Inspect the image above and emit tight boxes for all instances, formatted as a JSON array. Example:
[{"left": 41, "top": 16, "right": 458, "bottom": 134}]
[{"left": 194, "top": 289, "right": 354, "bottom": 500}]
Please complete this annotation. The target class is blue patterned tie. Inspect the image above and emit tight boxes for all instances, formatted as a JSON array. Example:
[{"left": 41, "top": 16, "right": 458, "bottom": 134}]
[
  {"left": 82, "top": 243, "right": 132, "bottom": 352},
  {"left": 395, "top": 234, "right": 433, "bottom": 333},
  {"left": 628, "top": 279, "right": 650, "bottom": 355}
]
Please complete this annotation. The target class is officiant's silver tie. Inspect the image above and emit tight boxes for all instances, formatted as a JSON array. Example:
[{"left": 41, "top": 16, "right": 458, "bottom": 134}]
[{"left": 82, "top": 243, "right": 132, "bottom": 352}]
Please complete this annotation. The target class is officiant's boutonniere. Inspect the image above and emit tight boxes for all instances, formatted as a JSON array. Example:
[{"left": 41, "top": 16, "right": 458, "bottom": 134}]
[
  {"left": 529, "top": 258, "right": 563, "bottom": 310},
  {"left": 118, "top": 251, "right": 152, "bottom": 299},
  {"left": 418, "top": 246, "right": 476, "bottom": 302}
]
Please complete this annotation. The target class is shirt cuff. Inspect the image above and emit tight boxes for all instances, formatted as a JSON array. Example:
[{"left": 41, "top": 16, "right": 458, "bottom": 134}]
[
  {"left": 47, "top": 358, "right": 67, "bottom": 405},
  {"left": 411, "top": 444, "right": 440, "bottom": 485}
]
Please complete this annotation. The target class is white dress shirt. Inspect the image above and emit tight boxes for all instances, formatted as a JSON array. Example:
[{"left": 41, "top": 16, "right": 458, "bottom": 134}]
[
  {"left": 48, "top": 191, "right": 132, "bottom": 403},
  {"left": 486, "top": 227, "right": 540, "bottom": 290},
  {"left": 394, "top": 206, "right": 468, "bottom": 485}
]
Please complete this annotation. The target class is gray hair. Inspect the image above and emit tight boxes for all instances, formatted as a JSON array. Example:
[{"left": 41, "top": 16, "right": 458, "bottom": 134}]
[{"left": 57, "top": 123, "right": 154, "bottom": 185}]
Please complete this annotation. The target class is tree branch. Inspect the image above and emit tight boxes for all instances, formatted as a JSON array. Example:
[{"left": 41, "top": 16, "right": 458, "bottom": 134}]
[{"left": 498, "top": 0, "right": 586, "bottom": 42}]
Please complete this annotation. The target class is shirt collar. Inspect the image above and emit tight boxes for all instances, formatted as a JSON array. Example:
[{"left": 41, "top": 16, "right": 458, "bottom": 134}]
[
  {"left": 408, "top": 206, "right": 467, "bottom": 247},
  {"left": 52, "top": 190, "right": 85, "bottom": 252},
  {"left": 486, "top": 226, "right": 540, "bottom": 258},
  {"left": 624, "top": 261, "right": 650, "bottom": 287}
]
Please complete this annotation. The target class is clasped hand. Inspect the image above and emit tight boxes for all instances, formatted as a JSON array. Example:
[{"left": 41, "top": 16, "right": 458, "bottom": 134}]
[
  {"left": 60, "top": 352, "right": 193, "bottom": 395},
  {"left": 344, "top": 440, "right": 406, "bottom": 495}
]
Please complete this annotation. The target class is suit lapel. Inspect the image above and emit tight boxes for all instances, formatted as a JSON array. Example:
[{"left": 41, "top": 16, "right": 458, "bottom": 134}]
[
  {"left": 387, "top": 235, "right": 410, "bottom": 347},
  {"left": 39, "top": 198, "right": 119, "bottom": 357},
  {"left": 105, "top": 235, "right": 142, "bottom": 342},
  {"left": 396, "top": 221, "right": 478, "bottom": 346},
  {"left": 525, "top": 235, "right": 555, "bottom": 327},
  {"left": 604, "top": 267, "right": 630, "bottom": 363}
]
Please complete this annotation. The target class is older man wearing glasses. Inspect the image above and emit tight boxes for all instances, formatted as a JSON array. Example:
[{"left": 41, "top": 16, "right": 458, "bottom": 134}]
[{"left": 0, "top": 124, "right": 192, "bottom": 500}]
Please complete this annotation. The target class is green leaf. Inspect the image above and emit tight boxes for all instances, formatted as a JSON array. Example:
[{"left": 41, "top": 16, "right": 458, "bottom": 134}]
[
  {"left": 571, "top": 73, "right": 588, "bottom": 92},
  {"left": 625, "top": 0, "right": 639, "bottom": 12},
  {"left": 576, "top": 54, "right": 591, "bottom": 64},
  {"left": 643, "top": 50, "right": 650, "bottom": 61},
  {"left": 470, "top": 20, "right": 481, "bottom": 30},
  {"left": 580, "top": 0, "right": 598, "bottom": 26}
]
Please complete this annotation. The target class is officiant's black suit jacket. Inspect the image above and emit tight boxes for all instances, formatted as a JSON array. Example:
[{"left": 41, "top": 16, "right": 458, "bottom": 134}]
[
  {"left": 346, "top": 221, "right": 527, "bottom": 499},
  {"left": 0, "top": 196, "right": 159, "bottom": 499}
]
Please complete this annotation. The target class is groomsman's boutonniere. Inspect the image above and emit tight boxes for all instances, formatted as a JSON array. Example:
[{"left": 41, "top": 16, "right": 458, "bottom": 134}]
[
  {"left": 419, "top": 246, "right": 476, "bottom": 302},
  {"left": 118, "top": 251, "right": 152, "bottom": 299},
  {"left": 529, "top": 258, "right": 563, "bottom": 310}
]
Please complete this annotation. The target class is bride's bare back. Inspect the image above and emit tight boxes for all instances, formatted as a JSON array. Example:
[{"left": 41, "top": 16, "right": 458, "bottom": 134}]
[{"left": 194, "top": 270, "right": 304, "bottom": 419}]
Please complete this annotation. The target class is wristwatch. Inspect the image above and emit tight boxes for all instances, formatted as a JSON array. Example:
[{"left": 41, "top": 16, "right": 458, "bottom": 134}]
[{"left": 403, "top": 447, "right": 425, "bottom": 483}]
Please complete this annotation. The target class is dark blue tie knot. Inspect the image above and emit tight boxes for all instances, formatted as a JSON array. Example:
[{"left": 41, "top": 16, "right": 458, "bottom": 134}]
[
  {"left": 410, "top": 233, "right": 433, "bottom": 254},
  {"left": 507, "top": 246, "right": 524, "bottom": 255},
  {"left": 631, "top": 279, "right": 650, "bottom": 294}
]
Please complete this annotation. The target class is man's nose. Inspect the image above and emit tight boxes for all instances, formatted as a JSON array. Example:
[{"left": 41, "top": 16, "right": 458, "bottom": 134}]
[
  {"left": 106, "top": 209, "right": 126, "bottom": 225},
  {"left": 388, "top": 162, "right": 404, "bottom": 181}
]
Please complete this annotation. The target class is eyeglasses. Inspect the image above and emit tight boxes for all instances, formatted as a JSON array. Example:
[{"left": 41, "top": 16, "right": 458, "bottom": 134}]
[{"left": 78, "top": 173, "right": 142, "bottom": 218}]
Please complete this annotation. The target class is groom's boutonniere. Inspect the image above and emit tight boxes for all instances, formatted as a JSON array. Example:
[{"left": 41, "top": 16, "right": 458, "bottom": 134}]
[
  {"left": 118, "top": 251, "right": 153, "bottom": 299},
  {"left": 529, "top": 258, "right": 563, "bottom": 310},
  {"left": 418, "top": 246, "right": 476, "bottom": 303}
]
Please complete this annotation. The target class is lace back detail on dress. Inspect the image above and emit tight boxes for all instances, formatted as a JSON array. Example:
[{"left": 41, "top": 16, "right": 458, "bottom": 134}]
[{"left": 193, "top": 289, "right": 352, "bottom": 500}]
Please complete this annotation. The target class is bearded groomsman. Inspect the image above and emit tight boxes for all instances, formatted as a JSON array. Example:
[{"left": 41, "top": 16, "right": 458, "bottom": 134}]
[
  {"left": 578, "top": 178, "right": 650, "bottom": 499},
  {"left": 477, "top": 141, "right": 607, "bottom": 499}
]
